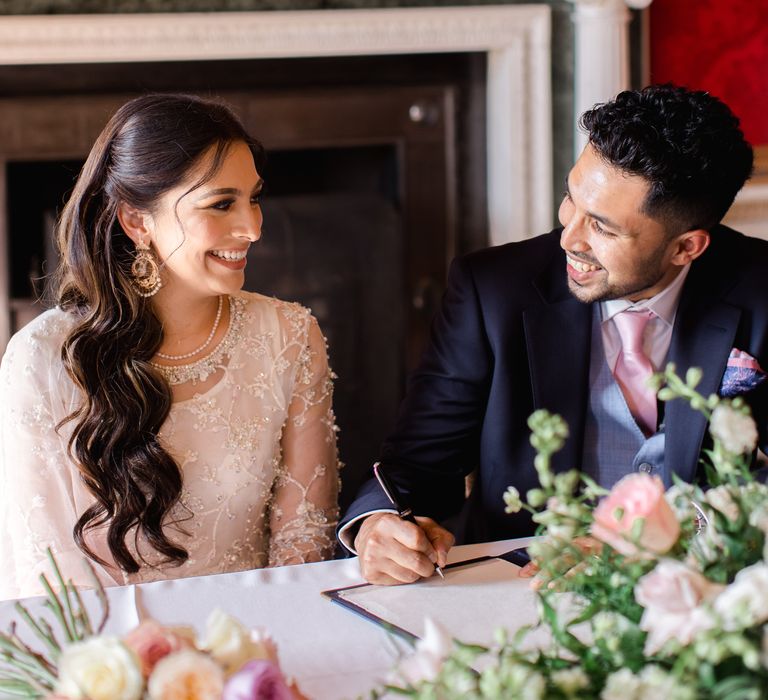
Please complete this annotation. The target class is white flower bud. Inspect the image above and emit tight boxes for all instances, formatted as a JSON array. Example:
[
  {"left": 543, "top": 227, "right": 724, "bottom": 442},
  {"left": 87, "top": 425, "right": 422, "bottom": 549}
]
[
  {"left": 503, "top": 486, "right": 523, "bottom": 514},
  {"left": 709, "top": 404, "right": 758, "bottom": 455}
]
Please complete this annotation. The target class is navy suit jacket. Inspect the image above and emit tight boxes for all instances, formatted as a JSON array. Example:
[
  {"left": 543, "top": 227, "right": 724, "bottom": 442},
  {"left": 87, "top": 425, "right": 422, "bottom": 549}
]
[{"left": 340, "top": 226, "right": 768, "bottom": 544}]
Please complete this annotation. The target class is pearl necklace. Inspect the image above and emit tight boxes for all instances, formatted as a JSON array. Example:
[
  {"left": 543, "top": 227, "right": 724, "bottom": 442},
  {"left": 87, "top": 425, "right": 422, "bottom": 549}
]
[
  {"left": 150, "top": 295, "right": 243, "bottom": 386},
  {"left": 156, "top": 296, "right": 224, "bottom": 361}
]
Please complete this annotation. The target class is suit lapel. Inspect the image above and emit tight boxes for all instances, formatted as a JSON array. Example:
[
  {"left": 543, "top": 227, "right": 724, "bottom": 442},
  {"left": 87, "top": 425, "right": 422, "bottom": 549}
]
[
  {"left": 524, "top": 261, "right": 593, "bottom": 473},
  {"left": 664, "top": 248, "right": 741, "bottom": 482}
]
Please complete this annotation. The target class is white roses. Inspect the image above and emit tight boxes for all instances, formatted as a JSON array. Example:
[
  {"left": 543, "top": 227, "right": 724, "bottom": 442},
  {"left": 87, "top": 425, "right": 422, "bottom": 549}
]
[{"left": 56, "top": 637, "right": 144, "bottom": 700}]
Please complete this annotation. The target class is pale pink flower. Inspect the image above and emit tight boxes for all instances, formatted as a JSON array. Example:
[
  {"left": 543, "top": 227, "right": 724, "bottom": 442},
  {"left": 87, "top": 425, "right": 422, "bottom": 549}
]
[
  {"left": 635, "top": 560, "right": 722, "bottom": 654},
  {"left": 395, "top": 618, "right": 453, "bottom": 685},
  {"left": 704, "top": 486, "right": 740, "bottom": 523},
  {"left": 591, "top": 473, "right": 680, "bottom": 556},
  {"left": 202, "top": 609, "right": 277, "bottom": 675},
  {"left": 123, "top": 620, "right": 195, "bottom": 678},
  {"left": 146, "top": 649, "right": 225, "bottom": 700},
  {"left": 713, "top": 563, "right": 768, "bottom": 629}
]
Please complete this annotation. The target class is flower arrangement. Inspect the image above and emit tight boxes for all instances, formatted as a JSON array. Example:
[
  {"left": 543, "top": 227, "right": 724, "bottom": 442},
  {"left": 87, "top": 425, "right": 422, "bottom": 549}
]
[
  {"left": 382, "top": 365, "right": 768, "bottom": 699},
  {"left": 0, "top": 553, "right": 303, "bottom": 700}
]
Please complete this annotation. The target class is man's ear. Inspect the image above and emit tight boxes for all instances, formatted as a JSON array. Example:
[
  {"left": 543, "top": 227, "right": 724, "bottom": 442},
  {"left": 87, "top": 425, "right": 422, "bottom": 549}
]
[
  {"left": 669, "top": 229, "right": 710, "bottom": 266},
  {"left": 117, "top": 203, "right": 153, "bottom": 247}
]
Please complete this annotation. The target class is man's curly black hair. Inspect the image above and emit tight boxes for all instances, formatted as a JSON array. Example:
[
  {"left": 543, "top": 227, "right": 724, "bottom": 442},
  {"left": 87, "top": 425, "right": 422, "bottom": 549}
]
[{"left": 580, "top": 84, "right": 753, "bottom": 234}]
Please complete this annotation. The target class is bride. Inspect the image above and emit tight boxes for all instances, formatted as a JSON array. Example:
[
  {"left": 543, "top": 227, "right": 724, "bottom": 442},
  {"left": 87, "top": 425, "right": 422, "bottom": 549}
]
[{"left": 0, "top": 94, "right": 341, "bottom": 600}]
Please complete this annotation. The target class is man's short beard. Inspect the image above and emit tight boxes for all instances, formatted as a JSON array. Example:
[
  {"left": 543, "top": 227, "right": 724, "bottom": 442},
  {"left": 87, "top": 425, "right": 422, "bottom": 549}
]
[
  {"left": 566, "top": 244, "right": 669, "bottom": 304},
  {"left": 567, "top": 270, "right": 667, "bottom": 303}
]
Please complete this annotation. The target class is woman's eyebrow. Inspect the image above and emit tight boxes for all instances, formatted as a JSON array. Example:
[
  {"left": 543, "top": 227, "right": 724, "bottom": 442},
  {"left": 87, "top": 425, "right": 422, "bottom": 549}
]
[
  {"left": 194, "top": 187, "right": 240, "bottom": 201},
  {"left": 195, "top": 175, "right": 265, "bottom": 201}
]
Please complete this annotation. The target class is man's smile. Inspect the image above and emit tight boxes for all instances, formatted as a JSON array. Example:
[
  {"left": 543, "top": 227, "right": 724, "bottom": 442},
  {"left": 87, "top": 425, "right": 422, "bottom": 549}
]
[{"left": 566, "top": 254, "right": 602, "bottom": 273}]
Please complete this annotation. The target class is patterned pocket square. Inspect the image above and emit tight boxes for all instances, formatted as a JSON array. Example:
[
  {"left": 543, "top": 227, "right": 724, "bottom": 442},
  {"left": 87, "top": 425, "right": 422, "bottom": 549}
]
[{"left": 719, "top": 348, "right": 766, "bottom": 398}]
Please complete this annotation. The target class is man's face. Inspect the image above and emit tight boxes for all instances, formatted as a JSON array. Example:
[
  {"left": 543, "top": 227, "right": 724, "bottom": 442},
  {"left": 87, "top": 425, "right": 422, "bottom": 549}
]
[{"left": 559, "top": 145, "right": 685, "bottom": 304}]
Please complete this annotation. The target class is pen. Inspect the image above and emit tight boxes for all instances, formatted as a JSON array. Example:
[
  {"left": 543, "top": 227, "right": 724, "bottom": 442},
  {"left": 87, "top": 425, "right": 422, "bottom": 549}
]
[{"left": 372, "top": 462, "right": 445, "bottom": 579}]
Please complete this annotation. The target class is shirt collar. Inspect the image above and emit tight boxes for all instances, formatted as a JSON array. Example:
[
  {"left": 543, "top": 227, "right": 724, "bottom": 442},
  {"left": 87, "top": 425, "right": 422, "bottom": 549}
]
[{"left": 600, "top": 263, "right": 691, "bottom": 327}]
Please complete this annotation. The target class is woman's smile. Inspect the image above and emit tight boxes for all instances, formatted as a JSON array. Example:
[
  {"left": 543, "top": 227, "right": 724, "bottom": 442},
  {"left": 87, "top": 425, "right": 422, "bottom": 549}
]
[{"left": 208, "top": 248, "right": 249, "bottom": 270}]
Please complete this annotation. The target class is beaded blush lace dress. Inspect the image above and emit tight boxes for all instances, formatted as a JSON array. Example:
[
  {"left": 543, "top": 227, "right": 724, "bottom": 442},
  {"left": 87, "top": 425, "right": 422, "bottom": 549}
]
[{"left": 0, "top": 291, "right": 340, "bottom": 600}]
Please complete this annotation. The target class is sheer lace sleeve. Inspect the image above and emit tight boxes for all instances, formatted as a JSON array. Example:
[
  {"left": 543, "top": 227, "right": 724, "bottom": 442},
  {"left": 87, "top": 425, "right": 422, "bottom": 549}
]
[
  {"left": 0, "top": 314, "right": 102, "bottom": 601},
  {"left": 268, "top": 314, "right": 341, "bottom": 566}
]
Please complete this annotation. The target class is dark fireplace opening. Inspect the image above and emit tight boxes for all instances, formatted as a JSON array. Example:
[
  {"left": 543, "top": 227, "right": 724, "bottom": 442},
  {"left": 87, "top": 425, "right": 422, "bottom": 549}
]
[
  {"left": 1, "top": 52, "right": 487, "bottom": 512},
  {"left": 7, "top": 160, "right": 81, "bottom": 307}
]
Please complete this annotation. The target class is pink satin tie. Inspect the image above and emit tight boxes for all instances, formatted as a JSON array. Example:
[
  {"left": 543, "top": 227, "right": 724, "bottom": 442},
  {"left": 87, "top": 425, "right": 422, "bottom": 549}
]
[{"left": 613, "top": 309, "right": 657, "bottom": 435}]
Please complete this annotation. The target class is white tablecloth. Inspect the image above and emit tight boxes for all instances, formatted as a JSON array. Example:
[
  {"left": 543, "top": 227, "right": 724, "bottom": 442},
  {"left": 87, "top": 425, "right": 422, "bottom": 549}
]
[{"left": 0, "top": 538, "right": 534, "bottom": 699}]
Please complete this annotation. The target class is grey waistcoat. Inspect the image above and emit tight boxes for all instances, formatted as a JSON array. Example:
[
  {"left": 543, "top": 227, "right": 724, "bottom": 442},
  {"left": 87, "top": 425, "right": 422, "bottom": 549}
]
[{"left": 581, "top": 307, "right": 668, "bottom": 489}]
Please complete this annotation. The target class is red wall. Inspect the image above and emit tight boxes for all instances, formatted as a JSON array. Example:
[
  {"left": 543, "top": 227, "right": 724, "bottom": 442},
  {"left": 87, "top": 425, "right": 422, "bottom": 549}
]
[{"left": 650, "top": 0, "right": 768, "bottom": 146}]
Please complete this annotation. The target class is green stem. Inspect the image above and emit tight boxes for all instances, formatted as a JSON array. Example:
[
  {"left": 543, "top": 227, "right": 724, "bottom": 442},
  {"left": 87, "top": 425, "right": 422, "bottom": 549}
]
[
  {"left": 0, "top": 635, "right": 56, "bottom": 681},
  {"left": 6, "top": 657, "right": 55, "bottom": 694},
  {"left": 12, "top": 604, "right": 61, "bottom": 660},
  {"left": 2, "top": 655, "right": 56, "bottom": 688},
  {"left": 69, "top": 586, "right": 93, "bottom": 639},
  {"left": 0, "top": 678, "right": 41, "bottom": 698},
  {"left": 83, "top": 560, "right": 109, "bottom": 634},
  {"left": 39, "top": 577, "right": 74, "bottom": 644},
  {"left": 46, "top": 549, "right": 80, "bottom": 642}
]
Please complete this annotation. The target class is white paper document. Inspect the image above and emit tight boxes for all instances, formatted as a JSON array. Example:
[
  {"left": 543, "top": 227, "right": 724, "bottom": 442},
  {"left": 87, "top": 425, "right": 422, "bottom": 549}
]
[{"left": 334, "top": 557, "right": 540, "bottom": 644}]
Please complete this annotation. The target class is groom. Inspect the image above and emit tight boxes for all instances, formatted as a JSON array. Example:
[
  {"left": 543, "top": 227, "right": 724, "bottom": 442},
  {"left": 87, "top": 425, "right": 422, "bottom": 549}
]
[{"left": 339, "top": 84, "right": 768, "bottom": 585}]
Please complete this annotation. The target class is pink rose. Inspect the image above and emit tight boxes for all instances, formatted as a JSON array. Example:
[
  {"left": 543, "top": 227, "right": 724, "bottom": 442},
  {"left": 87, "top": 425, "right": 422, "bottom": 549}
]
[
  {"left": 222, "top": 660, "right": 297, "bottom": 700},
  {"left": 124, "top": 620, "right": 195, "bottom": 678},
  {"left": 591, "top": 473, "right": 680, "bottom": 556},
  {"left": 635, "top": 560, "right": 722, "bottom": 654}
]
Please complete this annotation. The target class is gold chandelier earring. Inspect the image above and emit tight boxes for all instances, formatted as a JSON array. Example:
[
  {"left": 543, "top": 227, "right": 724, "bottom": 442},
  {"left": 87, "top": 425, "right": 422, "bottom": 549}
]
[{"left": 130, "top": 239, "right": 162, "bottom": 298}]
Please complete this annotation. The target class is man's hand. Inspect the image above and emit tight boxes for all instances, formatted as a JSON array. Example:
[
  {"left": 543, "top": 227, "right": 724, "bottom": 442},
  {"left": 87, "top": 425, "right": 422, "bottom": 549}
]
[
  {"left": 518, "top": 536, "right": 602, "bottom": 589},
  {"left": 354, "top": 512, "right": 455, "bottom": 585}
]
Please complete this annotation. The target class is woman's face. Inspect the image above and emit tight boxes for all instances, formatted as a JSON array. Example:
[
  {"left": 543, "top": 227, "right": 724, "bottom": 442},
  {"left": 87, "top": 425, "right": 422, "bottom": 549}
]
[{"left": 148, "top": 141, "right": 263, "bottom": 301}]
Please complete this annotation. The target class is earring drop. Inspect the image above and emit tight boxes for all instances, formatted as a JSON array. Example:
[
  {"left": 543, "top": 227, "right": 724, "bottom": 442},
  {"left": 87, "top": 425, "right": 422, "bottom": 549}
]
[{"left": 130, "top": 240, "right": 162, "bottom": 298}]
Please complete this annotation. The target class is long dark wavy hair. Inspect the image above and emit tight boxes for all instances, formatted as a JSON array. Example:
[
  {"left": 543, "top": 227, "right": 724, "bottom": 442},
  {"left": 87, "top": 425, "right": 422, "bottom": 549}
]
[{"left": 55, "top": 93, "right": 264, "bottom": 572}]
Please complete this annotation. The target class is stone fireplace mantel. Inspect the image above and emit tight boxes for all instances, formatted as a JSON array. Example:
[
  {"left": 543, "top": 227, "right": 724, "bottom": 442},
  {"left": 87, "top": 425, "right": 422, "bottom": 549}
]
[{"left": 0, "top": 5, "right": 554, "bottom": 247}]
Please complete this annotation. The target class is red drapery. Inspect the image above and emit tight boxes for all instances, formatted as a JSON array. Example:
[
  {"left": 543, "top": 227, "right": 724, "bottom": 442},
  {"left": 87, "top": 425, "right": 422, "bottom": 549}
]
[{"left": 650, "top": 0, "right": 768, "bottom": 146}]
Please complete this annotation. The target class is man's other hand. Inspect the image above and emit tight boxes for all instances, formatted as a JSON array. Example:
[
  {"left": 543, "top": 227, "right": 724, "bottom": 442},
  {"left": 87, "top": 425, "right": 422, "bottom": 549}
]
[
  {"left": 354, "top": 512, "right": 455, "bottom": 585},
  {"left": 518, "top": 536, "right": 602, "bottom": 589}
]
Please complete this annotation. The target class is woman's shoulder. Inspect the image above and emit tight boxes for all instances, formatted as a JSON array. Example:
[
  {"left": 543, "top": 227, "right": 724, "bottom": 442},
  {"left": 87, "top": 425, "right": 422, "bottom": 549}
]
[
  {"left": 233, "top": 292, "right": 326, "bottom": 363},
  {"left": 236, "top": 290, "right": 311, "bottom": 317},
  {"left": 1, "top": 309, "right": 75, "bottom": 393},
  {"left": 231, "top": 292, "right": 330, "bottom": 388},
  {"left": 4, "top": 308, "right": 76, "bottom": 362},
  {"left": 235, "top": 291, "right": 314, "bottom": 333}
]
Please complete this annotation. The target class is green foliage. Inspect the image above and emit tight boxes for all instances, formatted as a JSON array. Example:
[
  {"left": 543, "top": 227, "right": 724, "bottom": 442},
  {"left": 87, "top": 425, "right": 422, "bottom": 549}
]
[{"left": 380, "top": 365, "right": 768, "bottom": 699}]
